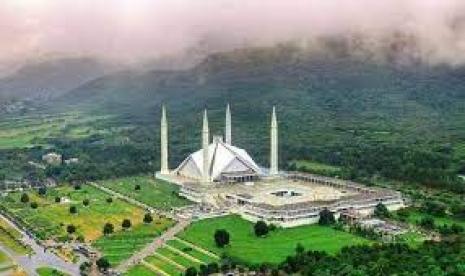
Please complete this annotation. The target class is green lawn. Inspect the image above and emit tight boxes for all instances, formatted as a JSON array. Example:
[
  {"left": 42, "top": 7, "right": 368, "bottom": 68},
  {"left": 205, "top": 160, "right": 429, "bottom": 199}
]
[
  {"left": 167, "top": 239, "right": 217, "bottom": 264},
  {"left": 125, "top": 264, "right": 155, "bottom": 276},
  {"left": 145, "top": 255, "right": 182, "bottom": 275},
  {"left": 178, "top": 215, "right": 371, "bottom": 264},
  {"left": 99, "top": 176, "right": 192, "bottom": 210},
  {"left": 36, "top": 267, "right": 69, "bottom": 276},
  {"left": 0, "top": 185, "right": 148, "bottom": 242},
  {"left": 93, "top": 219, "right": 174, "bottom": 266}
]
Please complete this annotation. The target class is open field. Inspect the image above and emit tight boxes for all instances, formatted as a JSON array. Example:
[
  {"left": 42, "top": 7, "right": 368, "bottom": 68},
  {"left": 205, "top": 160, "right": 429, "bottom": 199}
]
[
  {"left": 0, "top": 185, "right": 148, "bottom": 242},
  {"left": 0, "top": 250, "right": 15, "bottom": 275},
  {"left": 0, "top": 112, "right": 113, "bottom": 149},
  {"left": 36, "top": 267, "right": 69, "bottom": 276},
  {"left": 178, "top": 215, "right": 371, "bottom": 264},
  {"left": 0, "top": 218, "right": 31, "bottom": 254},
  {"left": 125, "top": 264, "right": 155, "bottom": 276},
  {"left": 93, "top": 218, "right": 174, "bottom": 266},
  {"left": 99, "top": 176, "right": 192, "bottom": 210}
]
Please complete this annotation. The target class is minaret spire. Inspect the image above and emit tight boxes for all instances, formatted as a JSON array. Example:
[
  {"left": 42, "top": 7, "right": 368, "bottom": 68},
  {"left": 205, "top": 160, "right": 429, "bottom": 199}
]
[
  {"left": 160, "top": 104, "right": 169, "bottom": 174},
  {"left": 202, "top": 109, "right": 210, "bottom": 182},
  {"left": 225, "top": 104, "right": 232, "bottom": 144},
  {"left": 270, "top": 106, "right": 278, "bottom": 175}
]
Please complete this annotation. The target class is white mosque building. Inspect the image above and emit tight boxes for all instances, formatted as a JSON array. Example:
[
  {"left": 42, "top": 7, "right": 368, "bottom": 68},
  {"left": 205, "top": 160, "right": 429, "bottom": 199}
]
[{"left": 156, "top": 104, "right": 404, "bottom": 227}]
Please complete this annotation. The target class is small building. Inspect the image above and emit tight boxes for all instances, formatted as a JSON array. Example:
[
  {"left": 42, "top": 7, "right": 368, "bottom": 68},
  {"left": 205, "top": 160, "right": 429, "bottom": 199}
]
[
  {"left": 64, "top": 158, "right": 79, "bottom": 165},
  {"left": 42, "top": 153, "right": 62, "bottom": 166}
]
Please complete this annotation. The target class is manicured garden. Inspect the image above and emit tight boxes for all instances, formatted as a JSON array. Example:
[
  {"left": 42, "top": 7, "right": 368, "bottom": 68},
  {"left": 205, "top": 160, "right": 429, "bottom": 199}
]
[
  {"left": 178, "top": 215, "right": 371, "bottom": 264},
  {"left": 93, "top": 217, "right": 174, "bottom": 266},
  {"left": 99, "top": 175, "right": 191, "bottom": 210},
  {"left": 0, "top": 185, "right": 148, "bottom": 242}
]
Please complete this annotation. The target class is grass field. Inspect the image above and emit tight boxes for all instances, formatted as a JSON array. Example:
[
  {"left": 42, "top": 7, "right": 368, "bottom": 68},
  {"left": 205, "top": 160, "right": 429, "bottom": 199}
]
[
  {"left": 0, "top": 250, "right": 15, "bottom": 274},
  {"left": 178, "top": 215, "right": 371, "bottom": 264},
  {"left": 93, "top": 218, "right": 174, "bottom": 266},
  {"left": 0, "top": 218, "right": 31, "bottom": 255},
  {"left": 125, "top": 264, "right": 155, "bottom": 276},
  {"left": 99, "top": 176, "right": 192, "bottom": 210},
  {"left": 0, "top": 185, "right": 147, "bottom": 242},
  {"left": 36, "top": 267, "right": 69, "bottom": 276}
]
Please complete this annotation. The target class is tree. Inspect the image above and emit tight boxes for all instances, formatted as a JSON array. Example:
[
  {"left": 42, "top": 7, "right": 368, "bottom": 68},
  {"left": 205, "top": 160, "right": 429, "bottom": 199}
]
[
  {"left": 30, "top": 202, "right": 38, "bottom": 209},
  {"left": 67, "top": 224, "right": 76, "bottom": 234},
  {"left": 83, "top": 199, "right": 90, "bottom": 206},
  {"left": 318, "top": 209, "right": 335, "bottom": 225},
  {"left": 74, "top": 184, "right": 81, "bottom": 190},
  {"left": 254, "top": 221, "right": 269, "bottom": 237},
  {"left": 143, "top": 213, "right": 153, "bottom": 223},
  {"left": 420, "top": 216, "right": 435, "bottom": 229},
  {"left": 20, "top": 193, "right": 29, "bottom": 203},
  {"left": 135, "top": 184, "right": 141, "bottom": 191},
  {"left": 214, "top": 229, "right": 230, "bottom": 248},
  {"left": 55, "top": 196, "right": 61, "bottom": 203},
  {"left": 38, "top": 187, "right": 47, "bottom": 196},
  {"left": 69, "top": 206, "right": 78, "bottom": 214},
  {"left": 374, "top": 203, "right": 390, "bottom": 218},
  {"left": 122, "top": 219, "right": 132, "bottom": 230},
  {"left": 103, "top": 223, "right": 114, "bottom": 235},
  {"left": 106, "top": 197, "right": 113, "bottom": 203},
  {"left": 185, "top": 267, "right": 198, "bottom": 276},
  {"left": 96, "top": 257, "right": 110, "bottom": 271}
]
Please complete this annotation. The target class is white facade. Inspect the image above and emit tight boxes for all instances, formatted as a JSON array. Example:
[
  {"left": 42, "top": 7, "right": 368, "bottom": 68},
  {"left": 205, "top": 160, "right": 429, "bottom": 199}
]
[{"left": 174, "top": 138, "right": 262, "bottom": 182}]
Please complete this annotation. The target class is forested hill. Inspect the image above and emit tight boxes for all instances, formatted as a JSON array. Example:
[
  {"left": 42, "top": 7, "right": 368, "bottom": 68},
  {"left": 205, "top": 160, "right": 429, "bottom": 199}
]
[{"left": 44, "top": 45, "right": 465, "bottom": 189}]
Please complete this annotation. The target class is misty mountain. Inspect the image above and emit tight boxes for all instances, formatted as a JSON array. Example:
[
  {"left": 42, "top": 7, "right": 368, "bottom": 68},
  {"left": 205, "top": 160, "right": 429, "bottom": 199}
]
[{"left": 0, "top": 57, "right": 111, "bottom": 107}]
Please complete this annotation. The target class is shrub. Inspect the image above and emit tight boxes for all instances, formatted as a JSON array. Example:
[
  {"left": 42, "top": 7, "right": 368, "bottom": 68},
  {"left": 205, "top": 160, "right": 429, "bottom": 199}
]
[
  {"left": 38, "top": 187, "right": 47, "bottom": 196},
  {"left": 67, "top": 224, "right": 76, "bottom": 234},
  {"left": 74, "top": 184, "right": 81, "bottom": 190},
  {"left": 135, "top": 184, "right": 141, "bottom": 191},
  {"left": 69, "top": 206, "right": 78, "bottom": 214},
  {"left": 319, "top": 209, "right": 335, "bottom": 225},
  {"left": 30, "top": 202, "right": 38, "bottom": 209},
  {"left": 143, "top": 213, "right": 153, "bottom": 223},
  {"left": 96, "top": 257, "right": 110, "bottom": 271},
  {"left": 254, "top": 221, "right": 269, "bottom": 237},
  {"left": 185, "top": 267, "right": 198, "bottom": 276},
  {"left": 106, "top": 197, "right": 113, "bottom": 203},
  {"left": 419, "top": 216, "right": 435, "bottom": 229},
  {"left": 103, "top": 223, "right": 114, "bottom": 235},
  {"left": 55, "top": 196, "right": 61, "bottom": 203},
  {"left": 374, "top": 203, "right": 390, "bottom": 218},
  {"left": 122, "top": 219, "right": 132, "bottom": 229},
  {"left": 214, "top": 229, "right": 230, "bottom": 248},
  {"left": 83, "top": 199, "right": 90, "bottom": 206},
  {"left": 20, "top": 193, "right": 29, "bottom": 203}
]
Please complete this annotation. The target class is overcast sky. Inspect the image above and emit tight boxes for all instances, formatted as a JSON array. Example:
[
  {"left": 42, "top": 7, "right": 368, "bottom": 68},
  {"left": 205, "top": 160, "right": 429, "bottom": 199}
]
[{"left": 1, "top": 0, "right": 465, "bottom": 66}]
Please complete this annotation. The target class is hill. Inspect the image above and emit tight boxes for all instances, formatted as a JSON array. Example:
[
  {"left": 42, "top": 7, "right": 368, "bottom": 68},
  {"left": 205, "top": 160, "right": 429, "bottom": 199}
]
[{"left": 4, "top": 45, "right": 465, "bottom": 191}]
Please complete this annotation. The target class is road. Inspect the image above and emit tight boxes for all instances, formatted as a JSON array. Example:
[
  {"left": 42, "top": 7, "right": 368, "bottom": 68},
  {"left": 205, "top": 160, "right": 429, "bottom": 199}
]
[{"left": 0, "top": 213, "right": 81, "bottom": 276}]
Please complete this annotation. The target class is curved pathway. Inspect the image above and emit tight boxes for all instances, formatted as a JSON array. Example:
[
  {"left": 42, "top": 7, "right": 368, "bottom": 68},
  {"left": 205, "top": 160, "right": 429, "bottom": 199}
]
[{"left": 0, "top": 214, "right": 81, "bottom": 276}]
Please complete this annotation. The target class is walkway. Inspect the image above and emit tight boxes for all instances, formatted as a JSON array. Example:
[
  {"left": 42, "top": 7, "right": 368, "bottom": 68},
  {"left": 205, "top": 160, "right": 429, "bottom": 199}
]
[
  {"left": 116, "top": 219, "right": 192, "bottom": 273},
  {"left": 0, "top": 214, "right": 81, "bottom": 276}
]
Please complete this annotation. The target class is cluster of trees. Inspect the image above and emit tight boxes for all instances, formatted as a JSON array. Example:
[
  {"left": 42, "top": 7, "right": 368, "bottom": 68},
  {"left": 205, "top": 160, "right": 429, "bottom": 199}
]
[{"left": 277, "top": 240, "right": 465, "bottom": 275}]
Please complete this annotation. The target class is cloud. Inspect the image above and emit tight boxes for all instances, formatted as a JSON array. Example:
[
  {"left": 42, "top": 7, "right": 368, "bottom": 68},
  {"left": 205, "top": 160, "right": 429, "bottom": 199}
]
[{"left": 0, "top": 0, "right": 465, "bottom": 66}]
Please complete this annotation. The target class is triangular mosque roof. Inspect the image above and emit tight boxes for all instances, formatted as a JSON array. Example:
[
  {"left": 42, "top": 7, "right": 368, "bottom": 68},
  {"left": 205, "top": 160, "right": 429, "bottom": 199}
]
[{"left": 175, "top": 139, "right": 262, "bottom": 180}]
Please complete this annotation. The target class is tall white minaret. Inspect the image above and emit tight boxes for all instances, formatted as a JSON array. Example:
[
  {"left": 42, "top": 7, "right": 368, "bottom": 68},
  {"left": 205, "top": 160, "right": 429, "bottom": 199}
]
[
  {"left": 160, "top": 105, "right": 169, "bottom": 174},
  {"left": 225, "top": 104, "right": 231, "bottom": 144},
  {"left": 202, "top": 110, "right": 210, "bottom": 182},
  {"left": 270, "top": 106, "right": 279, "bottom": 175}
]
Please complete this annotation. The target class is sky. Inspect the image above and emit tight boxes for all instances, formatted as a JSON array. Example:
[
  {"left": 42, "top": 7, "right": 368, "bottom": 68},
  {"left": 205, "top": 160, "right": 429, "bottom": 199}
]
[{"left": 1, "top": 0, "right": 465, "bottom": 67}]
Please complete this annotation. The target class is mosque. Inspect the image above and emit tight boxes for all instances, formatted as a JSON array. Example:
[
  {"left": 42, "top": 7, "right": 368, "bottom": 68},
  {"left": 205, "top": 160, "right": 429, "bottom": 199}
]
[{"left": 156, "top": 105, "right": 404, "bottom": 227}]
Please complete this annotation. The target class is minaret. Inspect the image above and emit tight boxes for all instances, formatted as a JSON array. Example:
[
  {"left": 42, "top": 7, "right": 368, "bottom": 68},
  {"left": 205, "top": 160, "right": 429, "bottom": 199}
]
[
  {"left": 270, "top": 106, "right": 279, "bottom": 175},
  {"left": 160, "top": 105, "right": 169, "bottom": 174},
  {"left": 202, "top": 110, "right": 210, "bottom": 182},
  {"left": 225, "top": 104, "right": 232, "bottom": 144}
]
